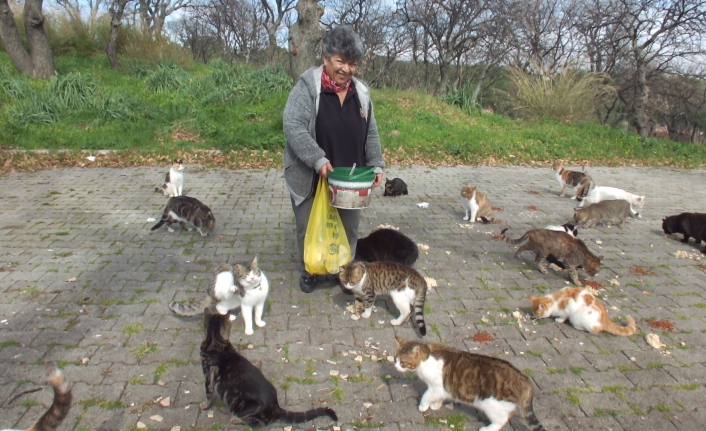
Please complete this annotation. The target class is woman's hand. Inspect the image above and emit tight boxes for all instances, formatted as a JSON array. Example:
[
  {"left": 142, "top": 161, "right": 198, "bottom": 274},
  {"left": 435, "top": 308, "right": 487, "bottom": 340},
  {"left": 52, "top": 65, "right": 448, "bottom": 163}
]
[
  {"left": 372, "top": 173, "right": 383, "bottom": 188},
  {"left": 318, "top": 163, "right": 334, "bottom": 178}
]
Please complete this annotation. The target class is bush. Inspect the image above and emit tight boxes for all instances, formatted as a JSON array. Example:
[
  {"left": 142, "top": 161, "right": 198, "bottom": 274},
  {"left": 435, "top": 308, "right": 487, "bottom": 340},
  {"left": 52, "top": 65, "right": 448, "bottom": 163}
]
[{"left": 502, "top": 66, "right": 615, "bottom": 122}]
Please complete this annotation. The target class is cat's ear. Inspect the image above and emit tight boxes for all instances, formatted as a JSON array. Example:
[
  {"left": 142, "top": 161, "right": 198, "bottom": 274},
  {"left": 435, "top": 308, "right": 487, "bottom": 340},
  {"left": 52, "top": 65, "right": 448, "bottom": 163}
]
[
  {"left": 204, "top": 307, "right": 214, "bottom": 318},
  {"left": 395, "top": 335, "right": 406, "bottom": 346},
  {"left": 573, "top": 208, "right": 581, "bottom": 212},
  {"left": 529, "top": 296, "right": 537, "bottom": 302},
  {"left": 250, "top": 256, "right": 258, "bottom": 267},
  {"left": 597, "top": 255, "right": 603, "bottom": 260}
]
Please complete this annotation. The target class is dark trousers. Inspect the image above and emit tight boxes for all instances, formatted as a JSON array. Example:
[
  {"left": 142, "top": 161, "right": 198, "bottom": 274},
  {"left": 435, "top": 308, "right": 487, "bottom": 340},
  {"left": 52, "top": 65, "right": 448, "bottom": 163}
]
[{"left": 291, "top": 193, "right": 360, "bottom": 272}]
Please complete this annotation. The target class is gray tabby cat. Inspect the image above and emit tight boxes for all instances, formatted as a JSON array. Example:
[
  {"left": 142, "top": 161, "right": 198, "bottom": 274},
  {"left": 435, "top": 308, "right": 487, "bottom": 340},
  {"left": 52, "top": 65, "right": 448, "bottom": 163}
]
[
  {"left": 151, "top": 196, "right": 215, "bottom": 236},
  {"left": 573, "top": 199, "right": 638, "bottom": 228},
  {"left": 169, "top": 263, "right": 241, "bottom": 318},
  {"left": 338, "top": 261, "right": 427, "bottom": 335}
]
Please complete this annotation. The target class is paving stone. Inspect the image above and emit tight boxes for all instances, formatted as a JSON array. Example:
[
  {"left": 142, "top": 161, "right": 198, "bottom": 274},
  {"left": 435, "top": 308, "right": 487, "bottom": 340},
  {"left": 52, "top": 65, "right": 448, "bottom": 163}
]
[{"left": 1, "top": 166, "right": 705, "bottom": 430}]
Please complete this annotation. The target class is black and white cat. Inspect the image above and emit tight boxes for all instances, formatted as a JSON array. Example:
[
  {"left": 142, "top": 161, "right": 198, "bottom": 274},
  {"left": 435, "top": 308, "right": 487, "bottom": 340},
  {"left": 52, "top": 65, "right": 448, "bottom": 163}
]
[
  {"left": 545, "top": 223, "right": 578, "bottom": 237},
  {"left": 155, "top": 159, "right": 184, "bottom": 197}
]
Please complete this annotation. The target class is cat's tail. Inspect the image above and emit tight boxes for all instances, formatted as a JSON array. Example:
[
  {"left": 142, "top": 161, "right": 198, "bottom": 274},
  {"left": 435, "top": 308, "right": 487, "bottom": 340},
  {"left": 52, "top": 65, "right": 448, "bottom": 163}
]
[
  {"left": 523, "top": 398, "right": 546, "bottom": 431},
  {"left": 414, "top": 286, "right": 427, "bottom": 336},
  {"left": 602, "top": 314, "right": 637, "bottom": 336},
  {"left": 277, "top": 406, "right": 338, "bottom": 423},
  {"left": 479, "top": 216, "right": 494, "bottom": 224},
  {"left": 501, "top": 228, "right": 528, "bottom": 245},
  {"left": 575, "top": 176, "right": 595, "bottom": 202},
  {"left": 151, "top": 213, "right": 168, "bottom": 231},
  {"left": 32, "top": 362, "right": 72, "bottom": 431},
  {"left": 168, "top": 296, "right": 213, "bottom": 316}
]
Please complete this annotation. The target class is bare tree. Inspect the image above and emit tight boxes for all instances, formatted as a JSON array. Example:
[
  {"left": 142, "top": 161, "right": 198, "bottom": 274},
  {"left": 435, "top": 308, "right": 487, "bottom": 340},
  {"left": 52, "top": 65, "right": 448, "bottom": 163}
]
[
  {"left": 54, "top": 0, "right": 105, "bottom": 28},
  {"left": 106, "top": 0, "right": 131, "bottom": 68},
  {"left": 399, "top": 0, "right": 491, "bottom": 94},
  {"left": 137, "top": 0, "right": 192, "bottom": 35},
  {"left": 169, "top": 10, "right": 224, "bottom": 62},
  {"left": 258, "top": 0, "right": 296, "bottom": 62},
  {"left": 0, "top": 0, "right": 55, "bottom": 77},
  {"left": 613, "top": 0, "right": 706, "bottom": 137}
]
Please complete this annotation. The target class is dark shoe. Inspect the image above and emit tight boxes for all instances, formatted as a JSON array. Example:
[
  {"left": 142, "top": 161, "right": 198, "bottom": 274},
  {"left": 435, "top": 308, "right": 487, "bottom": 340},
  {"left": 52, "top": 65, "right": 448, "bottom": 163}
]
[{"left": 299, "top": 271, "right": 316, "bottom": 293}]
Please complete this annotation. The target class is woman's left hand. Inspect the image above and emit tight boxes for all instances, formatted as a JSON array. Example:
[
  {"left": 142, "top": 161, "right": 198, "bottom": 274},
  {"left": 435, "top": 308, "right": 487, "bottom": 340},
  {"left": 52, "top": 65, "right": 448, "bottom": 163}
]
[{"left": 372, "top": 173, "right": 383, "bottom": 188}]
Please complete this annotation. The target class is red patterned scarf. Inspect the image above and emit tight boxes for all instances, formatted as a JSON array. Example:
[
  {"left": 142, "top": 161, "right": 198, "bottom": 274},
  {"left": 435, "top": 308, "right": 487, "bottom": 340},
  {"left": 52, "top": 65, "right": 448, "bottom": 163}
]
[{"left": 321, "top": 69, "right": 351, "bottom": 92}]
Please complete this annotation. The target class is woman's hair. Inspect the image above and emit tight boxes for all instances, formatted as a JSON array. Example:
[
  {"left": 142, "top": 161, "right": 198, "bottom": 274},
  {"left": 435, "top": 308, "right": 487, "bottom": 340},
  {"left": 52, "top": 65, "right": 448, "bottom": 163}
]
[{"left": 322, "top": 26, "right": 365, "bottom": 63}]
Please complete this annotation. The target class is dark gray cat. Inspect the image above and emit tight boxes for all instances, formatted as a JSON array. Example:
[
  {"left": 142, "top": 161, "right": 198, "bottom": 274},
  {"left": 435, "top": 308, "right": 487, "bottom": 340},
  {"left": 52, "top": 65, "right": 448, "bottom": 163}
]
[{"left": 384, "top": 178, "right": 408, "bottom": 196}]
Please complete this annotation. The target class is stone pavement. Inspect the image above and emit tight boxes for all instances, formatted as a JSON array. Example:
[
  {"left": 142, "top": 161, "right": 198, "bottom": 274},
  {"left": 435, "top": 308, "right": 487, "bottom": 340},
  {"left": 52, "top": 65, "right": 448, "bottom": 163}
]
[{"left": 0, "top": 165, "right": 705, "bottom": 431}]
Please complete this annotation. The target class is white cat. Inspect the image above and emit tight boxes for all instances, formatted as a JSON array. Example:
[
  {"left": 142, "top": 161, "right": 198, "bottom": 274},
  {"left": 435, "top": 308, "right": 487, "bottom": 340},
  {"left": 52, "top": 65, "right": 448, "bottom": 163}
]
[
  {"left": 578, "top": 186, "right": 644, "bottom": 217},
  {"left": 233, "top": 256, "right": 269, "bottom": 335},
  {"left": 156, "top": 159, "right": 184, "bottom": 197}
]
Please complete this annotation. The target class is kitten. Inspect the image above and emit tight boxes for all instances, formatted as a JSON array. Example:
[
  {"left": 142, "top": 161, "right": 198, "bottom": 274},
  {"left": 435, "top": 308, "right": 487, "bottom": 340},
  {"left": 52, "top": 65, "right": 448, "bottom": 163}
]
[
  {"left": 1, "top": 362, "right": 72, "bottom": 431},
  {"left": 338, "top": 261, "right": 427, "bottom": 335},
  {"left": 169, "top": 263, "right": 241, "bottom": 319},
  {"left": 460, "top": 185, "right": 493, "bottom": 223},
  {"left": 200, "top": 308, "right": 337, "bottom": 426},
  {"left": 578, "top": 186, "right": 644, "bottom": 217},
  {"left": 573, "top": 199, "right": 638, "bottom": 228},
  {"left": 384, "top": 178, "right": 409, "bottom": 196},
  {"left": 502, "top": 228, "right": 602, "bottom": 286},
  {"left": 662, "top": 212, "right": 706, "bottom": 254},
  {"left": 151, "top": 196, "right": 215, "bottom": 236},
  {"left": 169, "top": 257, "right": 269, "bottom": 335},
  {"left": 530, "top": 287, "right": 636, "bottom": 336},
  {"left": 551, "top": 160, "right": 595, "bottom": 200},
  {"left": 155, "top": 159, "right": 184, "bottom": 197},
  {"left": 355, "top": 228, "right": 419, "bottom": 266},
  {"left": 394, "top": 336, "right": 545, "bottom": 431},
  {"left": 545, "top": 223, "right": 578, "bottom": 237}
]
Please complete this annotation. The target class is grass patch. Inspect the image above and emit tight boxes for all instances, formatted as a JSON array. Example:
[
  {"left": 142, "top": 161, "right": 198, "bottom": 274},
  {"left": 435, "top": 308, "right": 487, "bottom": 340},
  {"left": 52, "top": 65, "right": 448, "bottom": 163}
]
[
  {"left": 76, "top": 397, "right": 126, "bottom": 410},
  {"left": 132, "top": 342, "right": 158, "bottom": 363},
  {"left": 331, "top": 387, "right": 344, "bottom": 404},
  {"left": 122, "top": 323, "right": 145, "bottom": 336}
]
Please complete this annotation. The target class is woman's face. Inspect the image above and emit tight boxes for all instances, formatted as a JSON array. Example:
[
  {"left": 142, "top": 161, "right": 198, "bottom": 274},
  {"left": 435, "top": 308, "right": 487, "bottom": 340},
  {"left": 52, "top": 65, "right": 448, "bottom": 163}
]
[{"left": 324, "top": 54, "right": 358, "bottom": 86}]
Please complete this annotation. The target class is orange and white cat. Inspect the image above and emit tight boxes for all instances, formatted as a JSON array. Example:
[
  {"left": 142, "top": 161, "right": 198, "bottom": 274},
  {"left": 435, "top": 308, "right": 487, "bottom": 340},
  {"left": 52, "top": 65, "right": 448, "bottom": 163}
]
[
  {"left": 530, "top": 287, "right": 636, "bottom": 336},
  {"left": 460, "top": 186, "right": 493, "bottom": 223},
  {"left": 551, "top": 160, "right": 594, "bottom": 200}
]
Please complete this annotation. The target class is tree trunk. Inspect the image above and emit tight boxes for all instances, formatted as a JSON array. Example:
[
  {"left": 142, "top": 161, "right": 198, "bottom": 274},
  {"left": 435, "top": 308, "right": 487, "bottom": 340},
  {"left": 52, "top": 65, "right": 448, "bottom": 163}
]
[
  {"left": 632, "top": 56, "right": 649, "bottom": 138},
  {"left": 0, "top": 0, "right": 55, "bottom": 77},
  {"left": 289, "top": 0, "right": 323, "bottom": 80},
  {"left": 106, "top": 0, "right": 129, "bottom": 69},
  {"left": 24, "top": 0, "right": 55, "bottom": 78}
]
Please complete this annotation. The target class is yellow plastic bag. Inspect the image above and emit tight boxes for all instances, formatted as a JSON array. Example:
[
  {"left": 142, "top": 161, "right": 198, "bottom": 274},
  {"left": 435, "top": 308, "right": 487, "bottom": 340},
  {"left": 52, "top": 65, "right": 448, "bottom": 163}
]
[{"left": 304, "top": 177, "right": 351, "bottom": 275}]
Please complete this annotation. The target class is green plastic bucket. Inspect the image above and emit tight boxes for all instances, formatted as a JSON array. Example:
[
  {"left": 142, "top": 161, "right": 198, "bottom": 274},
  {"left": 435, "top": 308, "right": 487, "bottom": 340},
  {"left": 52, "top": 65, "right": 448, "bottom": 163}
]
[{"left": 328, "top": 166, "right": 376, "bottom": 209}]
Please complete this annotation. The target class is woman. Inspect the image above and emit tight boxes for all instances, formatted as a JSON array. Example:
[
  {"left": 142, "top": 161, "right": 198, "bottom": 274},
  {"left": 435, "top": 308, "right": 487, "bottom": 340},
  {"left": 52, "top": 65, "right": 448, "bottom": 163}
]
[{"left": 283, "top": 26, "right": 385, "bottom": 293}]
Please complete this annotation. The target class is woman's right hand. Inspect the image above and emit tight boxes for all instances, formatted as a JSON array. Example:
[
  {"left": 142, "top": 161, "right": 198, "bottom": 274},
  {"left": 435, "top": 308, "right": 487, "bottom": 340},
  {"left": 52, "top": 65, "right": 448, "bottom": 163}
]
[{"left": 318, "top": 163, "right": 334, "bottom": 178}]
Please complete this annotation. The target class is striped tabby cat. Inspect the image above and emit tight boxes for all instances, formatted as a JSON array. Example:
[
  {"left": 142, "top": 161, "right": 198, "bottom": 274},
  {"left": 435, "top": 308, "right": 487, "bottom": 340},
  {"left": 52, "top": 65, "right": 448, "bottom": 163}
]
[
  {"left": 551, "top": 160, "right": 595, "bottom": 200},
  {"left": 155, "top": 159, "right": 184, "bottom": 197},
  {"left": 338, "top": 261, "right": 427, "bottom": 335},
  {"left": 200, "top": 308, "right": 337, "bottom": 426},
  {"left": 1, "top": 363, "right": 72, "bottom": 431},
  {"left": 573, "top": 199, "right": 638, "bottom": 228},
  {"left": 151, "top": 196, "right": 215, "bottom": 236},
  {"left": 394, "top": 336, "right": 545, "bottom": 431}
]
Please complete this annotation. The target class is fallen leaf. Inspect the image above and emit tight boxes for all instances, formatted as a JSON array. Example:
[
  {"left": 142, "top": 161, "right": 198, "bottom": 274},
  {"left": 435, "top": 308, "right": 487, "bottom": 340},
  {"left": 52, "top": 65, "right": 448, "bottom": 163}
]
[
  {"left": 65, "top": 277, "right": 77, "bottom": 282},
  {"left": 136, "top": 422, "right": 146, "bottom": 429},
  {"left": 159, "top": 397, "right": 170, "bottom": 407},
  {"left": 646, "top": 333, "right": 667, "bottom": 349},
  {"left": 150, "top": 415, "right": 163, "bottom": 422}
]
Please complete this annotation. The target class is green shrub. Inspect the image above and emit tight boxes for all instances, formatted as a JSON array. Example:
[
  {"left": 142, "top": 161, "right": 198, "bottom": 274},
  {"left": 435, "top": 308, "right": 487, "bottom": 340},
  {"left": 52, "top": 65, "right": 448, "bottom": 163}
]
[
  {"left": 442, "top": 84, "right": 482, "bottom": 115},
  {"left": 145, "top": 61, "right": 188, "bottom": 93},
  {"left": 50, "top": 72, "right": 96, "bottom": 109}
]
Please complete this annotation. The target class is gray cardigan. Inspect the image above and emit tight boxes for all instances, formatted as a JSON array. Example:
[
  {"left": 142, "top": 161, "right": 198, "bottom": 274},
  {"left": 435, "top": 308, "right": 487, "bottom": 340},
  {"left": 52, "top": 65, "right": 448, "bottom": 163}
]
[{"left": 283, "top": 65, "right": 385, "bottom": 205}]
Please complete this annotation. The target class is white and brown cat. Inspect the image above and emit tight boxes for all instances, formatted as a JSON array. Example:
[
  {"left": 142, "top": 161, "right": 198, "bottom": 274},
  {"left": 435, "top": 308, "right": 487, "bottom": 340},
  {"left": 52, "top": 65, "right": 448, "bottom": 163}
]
[
  {"left": 530, "top": 287, "right": 636, "bottom": 336},
  {"left": 551, "top": 160, "right": 595, "bottom": 200},
  {"left": 395, "top": 336, "right": 545, "bottom": 431},
  {"left": 460, "top": 185, "right": 493, "bottom": 223},
  {"left": 155, "top": 159, "right": 184, "bottom": 197}
]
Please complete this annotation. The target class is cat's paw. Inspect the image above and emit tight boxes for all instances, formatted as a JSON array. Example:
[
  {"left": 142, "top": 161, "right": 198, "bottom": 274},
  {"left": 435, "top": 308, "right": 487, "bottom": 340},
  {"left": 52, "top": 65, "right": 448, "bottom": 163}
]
[
  {"left": 390, "top": 318, "right": 402, "bottom": 326},
  {"left": 462, "top": 215, "right": 470, "bottom": 221},
  {"left": 350, "top": 314, "right": 361, "bottom": 321},
  {"left": 199, "top": 401, "right": 213, "bottom": 410},
  {"left": 430, "top": 401, "right": 443, "bottom": 410},
  {"left": 418, "top": 403, "right": 430, "bottom": 412},
  {"left": 186, "top": 227, "right": 193, "bottom": 232},
  {"left": 244, "top": 328, "right": 254, "bottom": 335},
  {"left": 362, "top": 309, "right": 372, "bottom": 318},
  {"left": 228, "top": 314, "right": 237, "bottom": 321},
  {"left": 255, "top": 320, "right": 266, "bottom": 327},
  {"left": 167, "top": 227, "right": 174, "bottom": 232}
]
